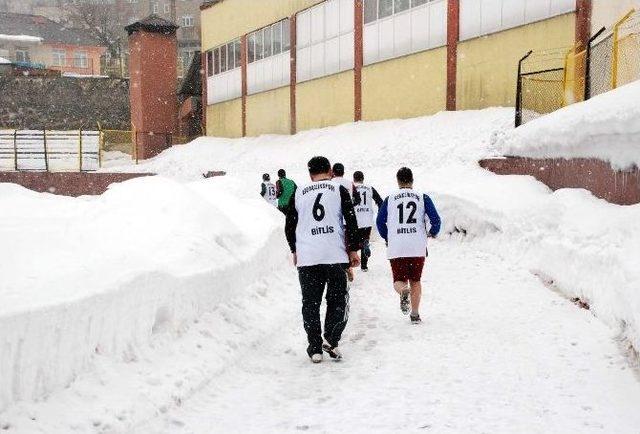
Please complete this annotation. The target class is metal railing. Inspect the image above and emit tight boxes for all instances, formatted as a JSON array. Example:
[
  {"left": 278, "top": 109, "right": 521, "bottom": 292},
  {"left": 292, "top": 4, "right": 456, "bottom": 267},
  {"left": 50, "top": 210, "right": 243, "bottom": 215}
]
[{"left": 0, "top": 129, "right": 100, "bottom": 172}]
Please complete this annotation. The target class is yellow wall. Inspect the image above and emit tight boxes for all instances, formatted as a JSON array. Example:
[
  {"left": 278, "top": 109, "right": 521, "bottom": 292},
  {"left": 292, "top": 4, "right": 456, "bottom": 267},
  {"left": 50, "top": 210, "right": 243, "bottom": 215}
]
[
  {"left": 246, "top": 86, "right": 291, "bottom": 136},
  {"left": 362, "top": 47, "right": 447, "bottom": 121},
  {"left": 296, "top": 71, "right": 355, "bottom": 131},
  {"left": 456, "top": 14, "right": 576, "bottom": 110},
  {"left": 206, "top": 98, "right": 243, "bottom": 138},
  {"left": 201, "top": 0, "right": 321, "bottom": 50}
]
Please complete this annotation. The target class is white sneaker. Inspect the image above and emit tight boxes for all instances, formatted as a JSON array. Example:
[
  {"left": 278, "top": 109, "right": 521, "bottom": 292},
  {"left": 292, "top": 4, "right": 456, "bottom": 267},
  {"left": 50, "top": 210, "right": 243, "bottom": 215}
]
[{"left": 311, "top": 353, "right": 323, "bottom": 364}]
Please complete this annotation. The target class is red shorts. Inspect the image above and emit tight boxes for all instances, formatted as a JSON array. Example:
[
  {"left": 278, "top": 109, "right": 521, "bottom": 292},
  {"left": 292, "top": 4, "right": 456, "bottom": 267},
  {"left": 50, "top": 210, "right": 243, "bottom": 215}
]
[{"left": 390, "top": 257, "right": 426, "bottom": 282}]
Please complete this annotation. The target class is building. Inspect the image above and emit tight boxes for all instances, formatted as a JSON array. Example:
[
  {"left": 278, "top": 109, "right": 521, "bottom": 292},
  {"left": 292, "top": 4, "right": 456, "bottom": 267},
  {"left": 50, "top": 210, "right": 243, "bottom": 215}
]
[
  {"left": 199, "top": 0, "right": 639, "bottom": 138},
  {"left": 0, "top": 12, "right": 106, "bottom": 75}
]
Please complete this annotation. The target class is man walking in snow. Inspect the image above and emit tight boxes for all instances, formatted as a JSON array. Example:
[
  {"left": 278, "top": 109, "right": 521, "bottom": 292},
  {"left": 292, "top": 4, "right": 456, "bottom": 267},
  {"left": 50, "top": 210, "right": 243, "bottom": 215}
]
[
  {"left": 260, "top": 173, "right": 278, "bottom": 207},
  {"left": 276, "top": 169, "right": 297, "bottom": 214},
  {"left": 353, "top": 171, "right": 383, "bottom": 272},
  {"left": 285, "top": 156, "right": 361, "bottom": 363},
  {"left": 376, "top": 167, "right": 441, "bottom": 324}
]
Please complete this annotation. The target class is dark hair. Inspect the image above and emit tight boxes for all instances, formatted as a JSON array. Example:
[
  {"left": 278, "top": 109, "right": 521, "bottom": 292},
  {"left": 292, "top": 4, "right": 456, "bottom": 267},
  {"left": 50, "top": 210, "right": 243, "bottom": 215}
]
[
  {"left": 308, "top": 156, "right": 331, "bottom": 176},
  {"left": 353, "top": 171, "right": 364, "bottom": 182},
  {"left": 332, "top": 163, "right": 345, "bottom": 177},
  {"left": 262, "top": 173, "right": 270, "bottom": 181},
  {"left": 396, "top": 167, "right": 413, "bottom": 184},
  {"left": 277, "top": 169, "right": 286, "bottom": 178}
]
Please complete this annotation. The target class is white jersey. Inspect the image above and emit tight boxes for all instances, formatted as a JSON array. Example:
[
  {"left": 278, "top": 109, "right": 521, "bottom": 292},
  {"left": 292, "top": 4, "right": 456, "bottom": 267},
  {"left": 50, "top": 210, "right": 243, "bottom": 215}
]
[
  {"left": 295, "top": 180, "right": 348, "bottom": 267},
  {"left": 354, "top": 184, "right": 374, "bottom": 229},
  {"left": 385, "top": 189, "right": 428, "bottom": 259},
  {"left": 263, "top": 182, "right": 277, "bottom": 206},
  {"left": 333, "top": 177, "right": 354, "bottom": 198}
]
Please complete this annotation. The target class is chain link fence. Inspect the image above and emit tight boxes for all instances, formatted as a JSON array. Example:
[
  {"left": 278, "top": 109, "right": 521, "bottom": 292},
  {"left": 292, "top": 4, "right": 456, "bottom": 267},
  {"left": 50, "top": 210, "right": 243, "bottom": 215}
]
[{"left": 516, "top": 9, "right": 640, "bottom": 127}]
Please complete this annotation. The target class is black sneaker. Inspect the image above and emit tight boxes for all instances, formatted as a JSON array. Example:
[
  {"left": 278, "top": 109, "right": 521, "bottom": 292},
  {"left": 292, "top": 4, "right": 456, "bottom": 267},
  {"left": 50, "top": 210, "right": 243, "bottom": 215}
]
[
  {"left": 361, "top": 266, "right": 369, "bottom": 272},
  {"left": 322, "top": 342, "right": 343, "bottom": 360},
  {"left": 410, "top": 314, "right": 422, "bottom": 324},
  {"left": 400, "top": 291, "right": 410, "bottom": 315}
]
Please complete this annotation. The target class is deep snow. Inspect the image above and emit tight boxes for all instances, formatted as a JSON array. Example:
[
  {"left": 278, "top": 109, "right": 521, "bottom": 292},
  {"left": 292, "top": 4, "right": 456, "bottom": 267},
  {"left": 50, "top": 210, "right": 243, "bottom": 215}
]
[{"left": 1, "top": 103, "right": 640, "bottom": 432}]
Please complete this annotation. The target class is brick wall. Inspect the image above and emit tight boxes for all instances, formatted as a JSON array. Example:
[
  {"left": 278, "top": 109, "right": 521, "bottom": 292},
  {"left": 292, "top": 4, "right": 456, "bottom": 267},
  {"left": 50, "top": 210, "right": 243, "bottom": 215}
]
[{"left": 0, "top": 172, "right": 152, "bottom": 196}]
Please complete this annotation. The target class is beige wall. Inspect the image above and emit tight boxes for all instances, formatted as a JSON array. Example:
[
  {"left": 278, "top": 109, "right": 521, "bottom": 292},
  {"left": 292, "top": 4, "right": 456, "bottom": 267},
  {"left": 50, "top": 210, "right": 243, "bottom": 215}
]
[
  {"left": 206, "top": 98, "right": 243, "bottom": 138},
  {"left": 456, "top": 13, "right": 575, "bottom": 110},
  {"left": 592, "top": 0, "right": 640, "bottom": 30},
  {"left": 246, "top": 86, "right": 290, "bottom": 136},
  {"left": 362, "top": 47, "right": 447, "bottom": 121},
  {"left": 296, "top": 71, "right": 355, "bottom": 131},
  {"left": 201, "top": 0, "right": 321, "bottom": 50}
]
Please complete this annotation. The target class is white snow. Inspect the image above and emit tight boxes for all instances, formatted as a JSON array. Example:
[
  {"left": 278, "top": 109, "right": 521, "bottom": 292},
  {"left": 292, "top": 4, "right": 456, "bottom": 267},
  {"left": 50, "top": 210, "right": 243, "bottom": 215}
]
[
  {"left": 0, "top": 56, "right": 10, "bottom": 65},
  {"left": 0, "top": 34, "right": 42, "bottom": 43},
  {"left": 496, "top": 80, "right": 640, "bottom": 169},
  {"left": 1, "top": 106, "right": 640, "bottom": 432}
]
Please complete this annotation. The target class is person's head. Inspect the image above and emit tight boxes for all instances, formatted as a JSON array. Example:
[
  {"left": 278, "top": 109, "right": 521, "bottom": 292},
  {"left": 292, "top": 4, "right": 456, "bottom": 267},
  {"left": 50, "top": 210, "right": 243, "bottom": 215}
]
[
  {"left": 353, "top": 171, "right": 364, "bottom": 183},
  {"left": 277, "top": 169, "right": 286, "bottom": 179},
  {"left": 262, "top": 173, "right": 270, "bottom": 182},
  {"left": 332, "top": 163, "right": 345, "bottom": 177},
  {"left": 307, "top": 156, "right": 332, "bottom": 181},
  {"left": 396, "top": 167, "right": 414, "bottom": 188}
]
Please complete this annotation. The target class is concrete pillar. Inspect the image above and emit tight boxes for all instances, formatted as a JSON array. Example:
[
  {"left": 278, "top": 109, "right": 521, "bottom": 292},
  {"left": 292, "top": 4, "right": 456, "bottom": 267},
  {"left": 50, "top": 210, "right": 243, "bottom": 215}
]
[{"left": 126, "top": 15, "right": 179, "bottom": 160}]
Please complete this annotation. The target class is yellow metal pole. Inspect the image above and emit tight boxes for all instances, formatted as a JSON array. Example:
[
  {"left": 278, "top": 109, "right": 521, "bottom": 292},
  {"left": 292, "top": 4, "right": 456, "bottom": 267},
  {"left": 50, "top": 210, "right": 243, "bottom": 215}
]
[
  {"left": 612, "top": 9, "right": 636, "bottom": 89},
  {"left": 562, "top": 48, "right": 573, "bottom": 107},
  {"left": 98, "top": 131, "right": 103, "bottom": 168},
  {"left": 43, "top": 129, "right": 49, "bottom": 172},
  {"left": 79, "top": 128, "right": 83, "bottom": 172},
  {"left": 13, "top": 130, "right": 18, "bottom": 171}
]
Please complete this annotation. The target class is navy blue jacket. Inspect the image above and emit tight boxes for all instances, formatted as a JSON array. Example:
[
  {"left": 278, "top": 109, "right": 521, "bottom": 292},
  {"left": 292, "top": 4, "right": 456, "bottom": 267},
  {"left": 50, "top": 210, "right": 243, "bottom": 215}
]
[{"left": 376, "top": 192, "right": 441, "bottom": 241}]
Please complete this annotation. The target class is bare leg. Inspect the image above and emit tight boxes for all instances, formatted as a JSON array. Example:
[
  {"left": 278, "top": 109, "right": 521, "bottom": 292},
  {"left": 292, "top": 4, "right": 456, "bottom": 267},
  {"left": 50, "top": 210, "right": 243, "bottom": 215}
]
[
  {"left": 409, "top": 280, "right": 422, "bottom": 315},
  {"left": 393, "top": 281, "right": 409, "bottom": 295}
]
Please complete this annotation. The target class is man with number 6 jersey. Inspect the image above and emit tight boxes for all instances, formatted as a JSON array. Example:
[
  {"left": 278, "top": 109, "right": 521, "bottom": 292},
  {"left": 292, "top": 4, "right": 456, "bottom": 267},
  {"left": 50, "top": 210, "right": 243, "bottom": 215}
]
[
  {"left": 352, "top": 171, "right": 383, "bottom": 272},
  {"left": 376, "top": 167, "right": 441, "bottom": 324},
  {"left": 285, "top": 156, "right": 361, "bottom": 363},
  {"left": 260, "top": 173, "right": 278, "bottom": 207}
]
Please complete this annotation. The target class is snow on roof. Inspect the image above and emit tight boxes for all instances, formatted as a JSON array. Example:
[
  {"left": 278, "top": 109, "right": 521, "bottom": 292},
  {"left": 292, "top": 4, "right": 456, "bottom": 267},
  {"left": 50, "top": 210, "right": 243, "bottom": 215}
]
[
  {"left": 0, "top": 33, "right": 42, "bottom": 43},
  {"left": 495, "top": 80, "right": 640, "bottom": 169},
  {"left": 0, "top": 56, "right": 11, "bottom": 64}
]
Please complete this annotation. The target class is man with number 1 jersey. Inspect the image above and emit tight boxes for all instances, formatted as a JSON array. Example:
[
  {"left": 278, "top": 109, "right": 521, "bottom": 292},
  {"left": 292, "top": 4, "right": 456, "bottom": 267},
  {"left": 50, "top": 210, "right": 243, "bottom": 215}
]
[
  {"left": 285, "top": 156, "right": 361, "bottom": 363},
  {"left": 353, "top": 171, "right": 383, "bottom": 272},
  {"left": 376, "top": 167, "right": 441, "bottom": 324},
  {"left": 260, "top": 173, "right": 278, "bottom": 207}
]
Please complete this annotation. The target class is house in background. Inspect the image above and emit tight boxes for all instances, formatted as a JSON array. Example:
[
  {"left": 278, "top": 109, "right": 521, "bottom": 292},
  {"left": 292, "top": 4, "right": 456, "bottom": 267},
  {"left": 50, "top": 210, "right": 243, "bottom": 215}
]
[{"left": 0, "top": 12, "right": 106, "bottom": 76}]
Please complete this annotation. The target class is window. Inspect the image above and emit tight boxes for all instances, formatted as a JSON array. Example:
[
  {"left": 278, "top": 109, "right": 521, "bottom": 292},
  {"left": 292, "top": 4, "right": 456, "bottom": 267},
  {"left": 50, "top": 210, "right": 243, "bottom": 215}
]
[
  {"left": 226, "top": 41, "right": 235, "bottom": 70},
  {"left": 182, "top": 15, "right": 194, "bottom": 27},
  {"left": 255, "top": 29, "right": 264, "bottom": 61},
  {"left": 207, "top": 50, "right": 213, "bottom": 76},
  {"left": 263, "top": 25, "right": 272, "bottom": 58},
  {"left": 365, "top": 0, "right": 432, "bottom": 24},
  {"left": 152, "top": 2, "right": 159, "bottom": 13},
  {"left": 15, "top": 49, "right": 30, "bottom": 63},
  {"left": 164, "top": 3, "right": 170, "bottom": 13},
  {"left": 233, "top": 39, "right": 241, "bottom": 67},
  {"left": 364, "top": 0, "right": 378, "bottom": 23},
  {"left": 52, "top": 49, "right": 65, "bottom": 66},
  {"left": 73, "top": 51, "right": 88, "bottom": 68},
  {"left": 248, "top": 33, "right": 256, "bottom": 63},
  {"left": 219, "top": 44, "right": 227, "bottom": 73},
  {"left": 213, "top": 47, "right": 220, "bottom": 74},
  {"left": 283, "top": 19, "right": 291, "bottom": 51},
  {"left": 378, "top": 0, "right": 393, "bottom": 18},
  {"left": 272, "top": 22, "right": 282, "bottom": 55}
]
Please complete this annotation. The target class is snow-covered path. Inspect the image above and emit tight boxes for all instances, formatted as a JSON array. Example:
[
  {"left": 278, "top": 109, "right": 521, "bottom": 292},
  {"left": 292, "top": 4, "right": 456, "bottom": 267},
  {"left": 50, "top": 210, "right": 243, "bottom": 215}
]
[{"left": 141, "top": 238, "right": 640, "bottom": 434}]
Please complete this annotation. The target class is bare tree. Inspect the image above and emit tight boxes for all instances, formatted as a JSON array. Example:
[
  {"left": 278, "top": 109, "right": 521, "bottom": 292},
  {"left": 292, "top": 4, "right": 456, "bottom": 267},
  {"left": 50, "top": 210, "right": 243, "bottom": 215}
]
[{"left": 65, "top": 1, "right": 123, "bottom": 58}]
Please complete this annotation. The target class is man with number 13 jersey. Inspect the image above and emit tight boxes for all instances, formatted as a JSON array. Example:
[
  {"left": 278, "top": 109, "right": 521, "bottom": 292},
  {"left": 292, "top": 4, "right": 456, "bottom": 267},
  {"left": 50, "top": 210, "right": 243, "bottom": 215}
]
[
  {"left": 285, "top": 156, "right": 361, "bottom": 363},
  {"left": 260, "top": 173, "right": 278, "bottom": 207}
]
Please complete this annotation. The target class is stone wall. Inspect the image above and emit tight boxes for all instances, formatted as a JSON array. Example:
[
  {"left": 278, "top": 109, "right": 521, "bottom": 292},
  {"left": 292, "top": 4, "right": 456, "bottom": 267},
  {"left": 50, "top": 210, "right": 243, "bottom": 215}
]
[
  {"left": 0, "top": 76, "right": 130, "bottom": 130},
  {"left": 480, "top": 157, "right": 640, "bottom": 206}
]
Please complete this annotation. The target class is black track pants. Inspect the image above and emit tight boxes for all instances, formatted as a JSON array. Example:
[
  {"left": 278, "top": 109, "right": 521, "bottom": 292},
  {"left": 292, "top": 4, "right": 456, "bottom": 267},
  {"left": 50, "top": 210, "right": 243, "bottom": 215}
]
[
  {"left": 298, "top": 264, "right": 350, "bottom": 355},
  {"left": 358, "top": 227, "right": 372, "bottom": 269}
]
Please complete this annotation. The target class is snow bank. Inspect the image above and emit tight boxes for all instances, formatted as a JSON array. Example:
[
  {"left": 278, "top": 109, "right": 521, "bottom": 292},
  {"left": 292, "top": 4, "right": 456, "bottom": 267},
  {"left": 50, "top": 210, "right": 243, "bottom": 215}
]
[
  {"left": 495, "top": 81, "right": 640, "bottom": 169},
  {"left": 0, "top": 176, "right": 287, "bottom": 411},
  {"left": 0, "top": 57, "right": 10, "bottom": 65},
  {"left": 0, "top": 34, "right": 42, "bottom": 43}
]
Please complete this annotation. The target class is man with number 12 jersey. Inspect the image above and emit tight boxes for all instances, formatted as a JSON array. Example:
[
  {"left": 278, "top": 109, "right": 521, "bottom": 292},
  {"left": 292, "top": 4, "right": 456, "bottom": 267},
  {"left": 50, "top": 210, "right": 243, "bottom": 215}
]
[
  {"left": 377, "top": 167, "right": 441, "bottom": 324},
  {"left": 285, "top": 156, "right": 361, "bottom": 363}
]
